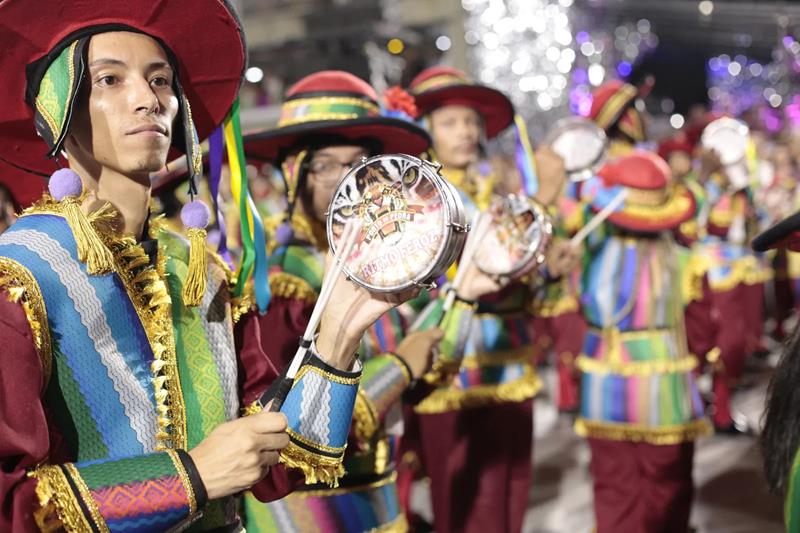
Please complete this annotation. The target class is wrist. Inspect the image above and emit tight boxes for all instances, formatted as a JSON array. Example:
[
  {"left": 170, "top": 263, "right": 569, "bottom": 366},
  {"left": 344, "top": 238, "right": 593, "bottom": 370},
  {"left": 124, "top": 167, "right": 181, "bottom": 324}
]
[{"left": 316, "top": 326, "right": 359, "bottom": 370}]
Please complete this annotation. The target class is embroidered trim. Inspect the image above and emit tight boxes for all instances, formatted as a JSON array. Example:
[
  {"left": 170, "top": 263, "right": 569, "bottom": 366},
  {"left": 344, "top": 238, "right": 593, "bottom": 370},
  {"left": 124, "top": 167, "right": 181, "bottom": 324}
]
[
  {"left": 167, "top": 449, "right": 197, "bottom": 515},
  {"left": 105, "top": 227, "right": 186, "bottom": 450},
  {"left": 241, "top": 400, "right": 264, "bottom": 417},
  {"left": 574, "top": 418, "right": 712, "bottom": 445},
  {"left": 30, "top": 465, "right": 93, "bottom": 533},
  {"left": 279, "top": 438, "right": 347, "bottom": 488},
  {"left": 0, "top": 257, "right": 52, "bottom": 388},
  {"left": 286, "top": 428, "right": 347, "bottom": 456},
  {"left": 577, "top": 354, "right": 699, "bottom": 376},
  {"left": 295, "top": 471, "right": 397, "bottom": 497},
  {"left": 64, "top": 463, "right": 109, "bottom": 533},
  {"left": 294, "top": 364, "right": 361, "bottom": 386},
  {"left": 414, "top": 366, "right": 542, "bottom": 414},
  {"left": 353, "top": 389, "right": 380, "bottom": 442},
  {"left": 269, "top": 271, "right": 318, "bottom": 303}
]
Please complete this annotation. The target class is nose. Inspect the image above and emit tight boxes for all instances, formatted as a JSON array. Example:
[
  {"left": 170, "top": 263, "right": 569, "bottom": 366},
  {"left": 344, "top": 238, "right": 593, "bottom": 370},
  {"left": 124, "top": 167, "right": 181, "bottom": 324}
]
[{"left": 130, "top": 77, "right": 160, "bottom": 115}]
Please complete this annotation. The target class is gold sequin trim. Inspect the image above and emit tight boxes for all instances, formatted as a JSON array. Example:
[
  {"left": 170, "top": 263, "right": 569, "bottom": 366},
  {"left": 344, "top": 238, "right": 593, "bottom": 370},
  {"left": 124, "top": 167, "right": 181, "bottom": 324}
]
[
  {"left": 30, "top": 465, "right": 93, "bottom": 533},
  {"left": 574, "top": 417, "right": 712, "bottom": 445},
  {"left": 294, "top": 364, "right": 361, "bottom": 386},
  {"left": 0, "top": 257, "right": 52, "bottom": 387},
  {"left": 577, "top": 354, "right": 698, "bottom": 376},
  {"left": 167, "top": 449, "right": 197, "bottom": 515},
  {"left": 63, "top": 464, "right": 109, "bottom": 533},
  {"left": 415, "top": 366, "right": 542, "bottom": 414},
  {"left": 269, "top": 271, "right": 318, "bottom": 304}
]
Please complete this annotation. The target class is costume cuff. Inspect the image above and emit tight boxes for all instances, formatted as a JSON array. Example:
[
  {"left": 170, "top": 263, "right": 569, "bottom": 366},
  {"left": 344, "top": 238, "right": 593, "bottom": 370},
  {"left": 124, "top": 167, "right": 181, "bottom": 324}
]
[
  {"left": 30, "top": 450, "right": 204, "bottom": 533},
  {"left": 421, "top": 297, "right": 477, "bottom": 385},
  {"left": 279, "top": 351, "right": 362, "bottom": 487},
  {"left": 353, "top": 353, "right": 412, "bottom": 442}
]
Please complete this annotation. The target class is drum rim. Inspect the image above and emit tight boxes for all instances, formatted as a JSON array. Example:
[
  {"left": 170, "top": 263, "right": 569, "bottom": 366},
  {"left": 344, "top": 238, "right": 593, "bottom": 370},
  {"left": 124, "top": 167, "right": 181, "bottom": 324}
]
[
  {"left": 326, "top": 153, "right": 462, "bottom": 293},
  {"left": 544, "top": 116, "right": 609, "bottom": 178},
  {"left": 701, "top": 117, "right": 750, "bottom": 166},
  {"left": 474, "top": 194, "right": 554, "bottom": 278}
]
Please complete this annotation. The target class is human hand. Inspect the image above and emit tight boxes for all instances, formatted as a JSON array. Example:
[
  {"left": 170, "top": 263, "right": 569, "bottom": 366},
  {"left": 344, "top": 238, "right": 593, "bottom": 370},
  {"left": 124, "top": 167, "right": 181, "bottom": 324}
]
[{"left": 394, "top": 328, "right": 444, "bottom": 379}]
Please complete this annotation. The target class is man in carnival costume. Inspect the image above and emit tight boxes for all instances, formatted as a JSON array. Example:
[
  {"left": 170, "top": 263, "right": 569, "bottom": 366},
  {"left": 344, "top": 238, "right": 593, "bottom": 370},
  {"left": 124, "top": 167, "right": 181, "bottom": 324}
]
[
  {"left": 239, "top": 70, "right": 445, "bottom": 533},
  {"left": 405, "top": 66, "right": 579, "bottom": 533},
  {"left": 0, "top": 2, "right": 415, "bottom": 531},
  {"left": 573, "top": 151, "right": 711, "bottom": 532}
]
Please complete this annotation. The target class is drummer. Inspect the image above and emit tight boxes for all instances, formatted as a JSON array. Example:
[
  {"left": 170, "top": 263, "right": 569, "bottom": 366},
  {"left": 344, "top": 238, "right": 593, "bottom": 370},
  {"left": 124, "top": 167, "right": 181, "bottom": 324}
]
[
  {"left": 239, "top": 71, "right": 446, "bottom": 533},
  {"left": 407, "top": 65, "right": 579, "bottom": 533}
]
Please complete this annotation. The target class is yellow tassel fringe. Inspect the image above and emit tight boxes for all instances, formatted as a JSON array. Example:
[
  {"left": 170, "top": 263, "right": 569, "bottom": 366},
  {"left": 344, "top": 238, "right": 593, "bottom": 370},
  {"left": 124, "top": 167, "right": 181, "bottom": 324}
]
[
  {"left": 61, "top": 197, "right": 114, "bottom": 275},
  {"left": 182, "top": 228, "right": 208, "bottom": 307},
  {"left": 279, "top": 441, "right": 346, "bottom": 488},
  {"left": 30, "top": 465, "right": 93, "bottom": 532},
  {"left": 574, "top": 417, "right": 713, "bottom": 445}
]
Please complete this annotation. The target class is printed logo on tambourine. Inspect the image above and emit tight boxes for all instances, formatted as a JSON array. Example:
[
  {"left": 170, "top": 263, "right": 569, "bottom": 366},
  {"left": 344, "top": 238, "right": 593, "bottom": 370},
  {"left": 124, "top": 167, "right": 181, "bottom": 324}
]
[{"left": 327, "top": 154, "right": 468, "bottom": 292}]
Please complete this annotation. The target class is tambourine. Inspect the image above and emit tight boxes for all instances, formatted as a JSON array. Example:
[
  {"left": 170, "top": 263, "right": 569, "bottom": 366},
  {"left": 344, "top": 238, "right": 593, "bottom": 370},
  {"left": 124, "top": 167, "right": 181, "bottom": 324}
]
[
  {"left": 327, "top": 154, "right": 468, "bottom": 293},
  {"left": 473, "top": 194, "right": 553, "bottom": 280},
  {"left": 543, "top": 117, "right": 608, "bottom": 182},
  {"left": 701, "top": 117, "right": 751, "bottom": 190}
]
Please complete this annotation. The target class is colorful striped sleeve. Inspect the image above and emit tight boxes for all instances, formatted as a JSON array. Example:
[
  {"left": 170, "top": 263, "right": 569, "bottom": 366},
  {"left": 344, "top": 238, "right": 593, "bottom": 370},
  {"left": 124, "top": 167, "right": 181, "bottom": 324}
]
[
  {"left": 352, "top": 353, "right": 412, "bottom": 442},
  {"left": 30, "top": 449, "right": 206, "bottom": 532},
  {"left": 417, "top": 294, "right": 477, "bottom": 385}
]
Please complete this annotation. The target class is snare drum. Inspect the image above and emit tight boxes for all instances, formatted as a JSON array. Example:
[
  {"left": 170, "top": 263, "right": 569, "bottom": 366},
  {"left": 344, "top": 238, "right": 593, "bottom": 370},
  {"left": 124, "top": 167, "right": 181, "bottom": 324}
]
[
  {"left": 544, "top": 117, "right": 608, "bottom": 182},
  {"left": 701, "top": 117, "right": 751, "bottom": 190},
  {"left": 474, "top": 194, "right": 553, "bottom": 280},
  {"left": 327, "top": 154, "right": 468, "bottom": 292}
]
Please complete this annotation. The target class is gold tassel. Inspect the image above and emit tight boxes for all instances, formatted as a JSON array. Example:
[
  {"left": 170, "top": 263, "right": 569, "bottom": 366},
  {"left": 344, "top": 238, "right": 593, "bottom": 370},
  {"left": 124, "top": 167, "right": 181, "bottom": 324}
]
[
  {"left": 61, "top": 196, "right": 114, "bottom": 275},
  {"left": 182, "top": 228, "right": 208, "bottom": 307}
]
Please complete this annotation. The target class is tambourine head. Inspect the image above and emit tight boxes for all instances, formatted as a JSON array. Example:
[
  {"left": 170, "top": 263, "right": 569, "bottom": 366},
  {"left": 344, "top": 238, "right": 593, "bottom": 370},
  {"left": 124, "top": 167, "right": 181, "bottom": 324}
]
[
  {"left": 701, "top": 117, "right": 750, "bottom": 166},
  {"left": 326, "top": 154, "right": 466, "bottom": 292},
  {"left": 474, "top": 194, "right": 553, "bottom": 279},
  {"left": 544, "top": 117, "right": 608, "bottom": 182}
]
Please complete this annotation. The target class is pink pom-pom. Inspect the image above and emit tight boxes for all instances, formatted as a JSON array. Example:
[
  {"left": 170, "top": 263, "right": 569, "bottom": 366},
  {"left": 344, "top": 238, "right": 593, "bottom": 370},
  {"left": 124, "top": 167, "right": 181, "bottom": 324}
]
[
  {"left": 48, "top": 168, "right": 83, "bottom": 200},
  {"left": 181, "top": 200, "right": 211, "bottom": 229}
]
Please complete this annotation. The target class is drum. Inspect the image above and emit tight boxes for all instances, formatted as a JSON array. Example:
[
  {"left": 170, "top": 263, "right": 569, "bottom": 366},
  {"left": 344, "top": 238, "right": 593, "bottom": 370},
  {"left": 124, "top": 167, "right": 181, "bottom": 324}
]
[
  {"left": 544, "top": 117, "right": 608, "bottom": 182},
  {"left": 701, "top": 117, "right": 751, "bottom": 190},
  {"left": 473, "top": 194, "right": 553, "bottom": 280},
  {"left": 327, "top": 154, "right": 468, "bottom": 293}
]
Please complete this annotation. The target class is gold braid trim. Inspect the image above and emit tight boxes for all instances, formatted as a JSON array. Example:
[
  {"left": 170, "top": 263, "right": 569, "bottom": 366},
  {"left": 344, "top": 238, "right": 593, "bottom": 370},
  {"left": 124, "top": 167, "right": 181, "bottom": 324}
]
[
  {"left": 166, "top": 449, "right": 197, "bottom": 515},
  {"left": 576, "top": 354, "right": 698, "bottom": 377},
  {"left": 279, "top": 438, "right": 347, "bottom": 488},
  {"left": 414, "top": 366, "right": 542, "bottom": 414},
  {"left": 241, "top": 400, "right": 264, "bottom": 417},
  {"left": 209, "top": 250, "right": 253, "bottom": 323},
  {"left": 460, "top": 347, "right": 533, "bottom": 370},
  {"left": 353, "top": 389, "right": 380, "bottom": 443},
  {"left": 30, "top": 465, "right": 93, "bottom": 533},
  {"left": 269, "top": 271, "right": 318, "bottom": 304},
  {"left": 574, "top": 418, "right": 712, "bottom": 445},
  {"left": 0, "top": 257, "right": 52, "bottom": 387},
  {"left": 97, "top": 218, "right": 187, "bottom": 451},
  {"left": 294, "top": 471, "right": 397, "bottom": 498},
  {"left": 63, "top": 464, "right": 108, "bottom": 533}
]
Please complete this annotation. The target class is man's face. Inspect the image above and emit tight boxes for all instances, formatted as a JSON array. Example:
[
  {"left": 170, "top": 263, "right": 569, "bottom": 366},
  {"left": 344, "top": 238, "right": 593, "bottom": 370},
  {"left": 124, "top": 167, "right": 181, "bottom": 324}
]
[
  {"left": 303, "top": 145, "right": 369, "bottom": 223},
  {"left": 66, "top": 31, "right": 179, "bottom": 178},
  {"left": 428, "top": 105, "right": 482, "bottom": 170}
]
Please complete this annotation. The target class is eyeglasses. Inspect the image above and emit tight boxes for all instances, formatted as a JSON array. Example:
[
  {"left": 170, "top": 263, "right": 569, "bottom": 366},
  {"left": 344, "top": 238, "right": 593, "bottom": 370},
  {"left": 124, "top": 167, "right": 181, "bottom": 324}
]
[{"left": 307, "top": 155, "right": 364, "bottom": 180}]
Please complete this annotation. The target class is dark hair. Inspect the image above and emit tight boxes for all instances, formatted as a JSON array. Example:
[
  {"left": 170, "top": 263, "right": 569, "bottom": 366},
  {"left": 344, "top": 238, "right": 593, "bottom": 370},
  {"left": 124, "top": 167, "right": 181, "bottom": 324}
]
[{"left": 762, "top": 324, "right": 800, "bottom": 493}]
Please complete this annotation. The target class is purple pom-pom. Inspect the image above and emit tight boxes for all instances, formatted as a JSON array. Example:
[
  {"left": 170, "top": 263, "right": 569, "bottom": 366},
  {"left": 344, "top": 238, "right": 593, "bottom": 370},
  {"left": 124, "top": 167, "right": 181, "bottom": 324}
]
[
  {"left": 181, "top": 200, "right": 211, "bottom": 229},
  {"left": 275, "top": 222, "right": 293, "bottom": 245},
  {"left": 48, "top": 168, "right": 83, "bottom": 200}
]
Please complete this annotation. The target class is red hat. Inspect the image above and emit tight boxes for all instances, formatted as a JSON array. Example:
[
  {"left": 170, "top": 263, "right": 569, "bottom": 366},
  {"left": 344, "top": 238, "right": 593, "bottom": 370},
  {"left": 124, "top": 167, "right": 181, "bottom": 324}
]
[
  {"left": 0, "top": 159, "right": 47, "bottom": 210},
  {"left": 752, "top": 211, "right": 800, "bottom": 252},
  {"left": 408, "top": 66, "right": 514, "bottom": 139},
  {"left": 657, "top": 138, "right": 694, "bottom": 161},
  {"left": 0, "top": 0, "right": 246, "bottom": 176},
  {"left": 589, "top": 80, "right": 647, "bottom": 143},
  {"left": 596, "top": 151, "right": 696, "bottom": 232},
  {"left": 243, "top": 71, "right": 430, "bottom": 162}
]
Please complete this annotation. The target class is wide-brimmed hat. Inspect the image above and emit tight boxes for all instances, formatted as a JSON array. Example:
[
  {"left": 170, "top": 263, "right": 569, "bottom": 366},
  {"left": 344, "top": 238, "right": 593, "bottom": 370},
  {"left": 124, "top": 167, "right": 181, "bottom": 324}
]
[
  {"left": 589, "top": 80, "right": 648, "bottom": 143},
  {"left": 595, "top": 151, "right": 696, "bottom": 232},
  {"left": 0, "top": 0, "right": 246, "bottom": 177},
  {"left": 243, "top": 71, "right": 430, "bottom": 163},
  {"left": 408, "top": 66, "right": 514, "bottom": 139}
]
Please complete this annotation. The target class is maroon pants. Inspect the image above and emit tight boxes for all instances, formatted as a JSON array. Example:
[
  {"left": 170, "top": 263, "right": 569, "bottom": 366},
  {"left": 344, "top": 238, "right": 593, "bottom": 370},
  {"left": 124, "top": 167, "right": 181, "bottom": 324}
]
[
  {"left": 710, "top": 284, "right": 749, "bottom": 427},
  {"left": 533, "top": 312, "right": 585, "bottom": 411},
  {"left": 589, "top": 438, "right": 695, "bottom": 533},
  {"left": 418, "top": 399, "right": 533, "bottom": 533}
]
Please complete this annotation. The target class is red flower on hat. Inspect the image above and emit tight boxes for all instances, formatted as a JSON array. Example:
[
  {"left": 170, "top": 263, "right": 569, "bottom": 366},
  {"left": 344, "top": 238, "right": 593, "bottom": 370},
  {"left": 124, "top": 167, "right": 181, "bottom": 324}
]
[{"left": 383, "top": 86, "right": 419, "bottom": 119}]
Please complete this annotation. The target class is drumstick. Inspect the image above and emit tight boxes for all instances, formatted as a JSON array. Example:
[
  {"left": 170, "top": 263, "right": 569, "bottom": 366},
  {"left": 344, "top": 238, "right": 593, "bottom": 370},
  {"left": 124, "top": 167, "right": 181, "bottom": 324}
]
[
  {"left": 569, "top": 189, "right": 628, "bottom": 247},
  {"left": 269, "top": 219, "right": 361, "bottom": 411}
]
